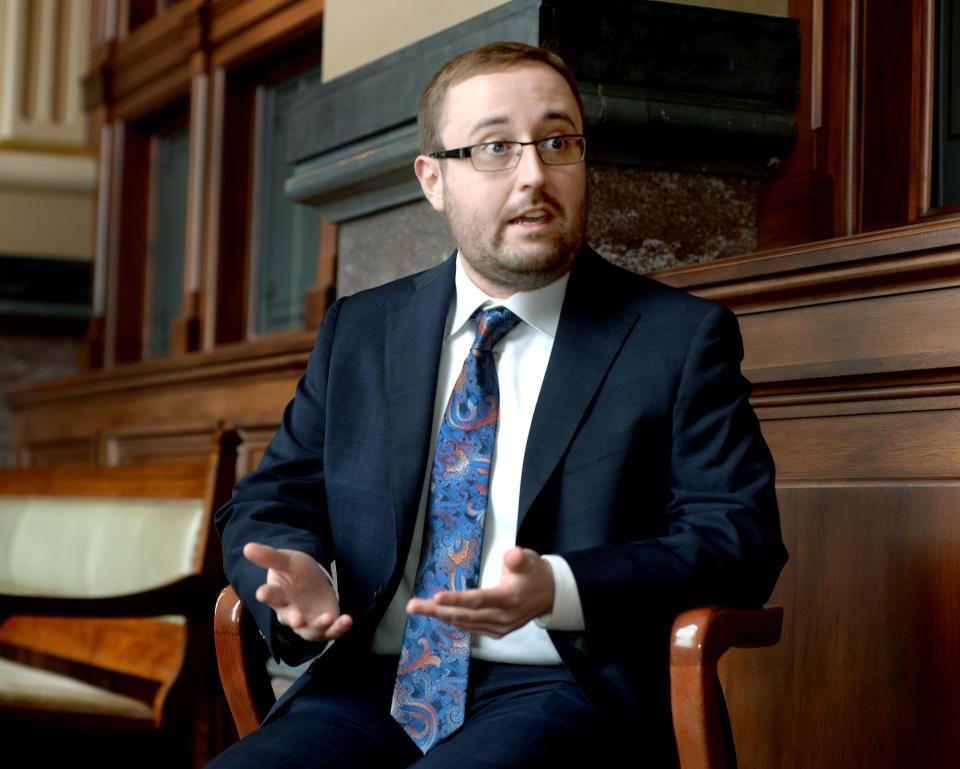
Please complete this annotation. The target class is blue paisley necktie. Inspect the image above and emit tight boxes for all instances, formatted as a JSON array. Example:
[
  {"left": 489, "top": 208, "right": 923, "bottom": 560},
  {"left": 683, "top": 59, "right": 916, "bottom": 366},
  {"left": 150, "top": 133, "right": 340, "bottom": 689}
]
[{"left": 391, "top": 306, "right": 521, "bottom": 753}]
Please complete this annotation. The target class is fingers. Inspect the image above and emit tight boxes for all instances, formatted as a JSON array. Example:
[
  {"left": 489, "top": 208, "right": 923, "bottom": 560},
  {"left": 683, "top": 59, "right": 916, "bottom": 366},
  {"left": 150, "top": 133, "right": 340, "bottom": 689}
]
[
  {"left": 243, "top": 541, "right": 293, "bottom": 571},
  {"left": 255, "top": 582, "right": 290, "bottom": 609},
  {"left": 406, "top": 549, "right": 554, "bottom": 638},
  {"left": 243, "top": 542, "right": 351, "bottom": 641},
  {"left": 326, "top": 613, "right": 354, "bottom": 639},
  {"left": 407, "top": 589, "right": 523, "bottom": 639},
  {"left": 406, "top": 598, "right": 513, "bottom": 638},
  {"left": 435, "top": 587, "right": 517, "bottom": 609},
  {"left": 276, "top": 606, "right": 354, "bottom": 642}
]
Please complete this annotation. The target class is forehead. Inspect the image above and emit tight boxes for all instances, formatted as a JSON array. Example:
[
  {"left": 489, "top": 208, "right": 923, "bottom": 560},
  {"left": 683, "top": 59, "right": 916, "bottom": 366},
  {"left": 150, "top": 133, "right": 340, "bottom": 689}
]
[{"left": 439, "top": 62, "right": 582, "bottom": 144}]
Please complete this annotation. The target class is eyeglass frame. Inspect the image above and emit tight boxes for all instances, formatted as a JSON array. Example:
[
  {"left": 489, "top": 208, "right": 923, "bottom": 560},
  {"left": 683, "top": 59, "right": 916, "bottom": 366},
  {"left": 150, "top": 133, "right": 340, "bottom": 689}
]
[{"left": 427, "top": 134, "right": 587, "bottom": 172}]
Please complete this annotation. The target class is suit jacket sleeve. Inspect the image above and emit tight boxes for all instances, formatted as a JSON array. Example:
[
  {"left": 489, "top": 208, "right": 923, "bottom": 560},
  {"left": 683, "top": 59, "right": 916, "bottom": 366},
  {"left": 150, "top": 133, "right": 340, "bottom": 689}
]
[
  {"left": 560, "top": 303, "right": 786, "bottom": 650},
  {"left": 215, "top": 299, "right": 344, "bottom": 662}
]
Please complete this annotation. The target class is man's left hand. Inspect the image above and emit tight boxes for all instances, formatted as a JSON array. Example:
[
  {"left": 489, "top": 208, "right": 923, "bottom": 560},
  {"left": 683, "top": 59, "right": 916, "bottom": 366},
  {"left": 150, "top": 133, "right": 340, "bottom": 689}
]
[{"left": 406, "top": 546, "right": 555, "bottom": 638}]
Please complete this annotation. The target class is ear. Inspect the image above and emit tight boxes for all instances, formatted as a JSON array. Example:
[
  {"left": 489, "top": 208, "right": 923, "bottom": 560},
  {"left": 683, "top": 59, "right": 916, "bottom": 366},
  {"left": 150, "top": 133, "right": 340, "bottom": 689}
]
[{"left": 415, "top": 155, "right": 445, "bottom": 212}]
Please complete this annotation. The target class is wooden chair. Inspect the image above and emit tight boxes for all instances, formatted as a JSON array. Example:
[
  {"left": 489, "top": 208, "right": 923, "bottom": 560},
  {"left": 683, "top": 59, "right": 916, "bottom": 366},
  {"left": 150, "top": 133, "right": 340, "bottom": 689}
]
[
  {"left": 214, "top": 585, "right": 782, "bottom": 768},
  {"left": 670, "top": 605, "right": 783, "bottom": 769},
  {"left": 0, "top": 429, "right": 239, "bottom": 764}
]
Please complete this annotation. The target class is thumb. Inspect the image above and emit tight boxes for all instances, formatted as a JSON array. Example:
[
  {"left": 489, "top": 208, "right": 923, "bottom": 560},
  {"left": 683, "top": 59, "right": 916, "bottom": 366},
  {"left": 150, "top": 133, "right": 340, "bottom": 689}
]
[{"left": 502, "top": 546, "right": 532, "bottom": 574}]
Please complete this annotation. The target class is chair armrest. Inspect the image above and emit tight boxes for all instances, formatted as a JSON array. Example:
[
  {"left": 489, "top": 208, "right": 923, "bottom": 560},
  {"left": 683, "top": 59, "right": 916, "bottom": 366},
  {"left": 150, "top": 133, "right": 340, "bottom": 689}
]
[
  {"left": 214, "top": 585, "right": 276, "bottom": 738},
  {"left": 670, "top": 606, "right": 783, "bottom": 769},
  {"left": 0, "top": 575, "right": 220, "bottom": 619}
]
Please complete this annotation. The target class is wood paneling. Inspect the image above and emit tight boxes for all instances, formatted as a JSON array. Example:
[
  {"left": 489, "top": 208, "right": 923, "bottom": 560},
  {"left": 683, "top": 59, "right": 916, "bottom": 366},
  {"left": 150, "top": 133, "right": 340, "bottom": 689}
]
[
  {"left": 15, "top": 436, "right": 98, "bottom": 468},
  {"left": 10, "top": 331, "right": 309, "bottom": 467},
  {"left": 764, "top": 410, "right": 960, "bottom": 480},
  {"left": 105, "top": 423, "right": 222, "bottom": 466},
  {"left": 724, "top": 484, "right": 960, "bottom": 769},
  {"left": 655, "top": 218, "right": 960, "bottom": 769},
  {"left": 739, "top": 287, "right": 960, "bottom": 380}
]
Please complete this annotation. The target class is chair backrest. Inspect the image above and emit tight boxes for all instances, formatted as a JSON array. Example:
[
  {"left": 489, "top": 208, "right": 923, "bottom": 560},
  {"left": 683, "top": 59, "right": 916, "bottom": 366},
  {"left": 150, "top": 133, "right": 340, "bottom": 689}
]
[{"left": 0, "top": 430, "right": 239, "bottom": 730}]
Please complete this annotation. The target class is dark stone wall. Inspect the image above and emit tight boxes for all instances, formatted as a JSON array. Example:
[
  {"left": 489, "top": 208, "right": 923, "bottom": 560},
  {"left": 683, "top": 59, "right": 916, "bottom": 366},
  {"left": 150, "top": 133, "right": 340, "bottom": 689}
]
[
  {"left": 586, "top": 165, "right": 758, "bottom": 274},
  {"left": 335, "top": 164, "right": 758, "bottom": 297},
  {"left": 337, "top": 201, "right": 453, "bottom": 297}
]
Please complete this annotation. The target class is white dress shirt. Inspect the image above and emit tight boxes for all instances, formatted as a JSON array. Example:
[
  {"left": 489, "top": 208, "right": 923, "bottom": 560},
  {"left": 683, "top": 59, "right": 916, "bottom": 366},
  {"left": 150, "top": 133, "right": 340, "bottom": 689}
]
[{"left": 371, "top": 254, "right": 585, "bottom": 664}]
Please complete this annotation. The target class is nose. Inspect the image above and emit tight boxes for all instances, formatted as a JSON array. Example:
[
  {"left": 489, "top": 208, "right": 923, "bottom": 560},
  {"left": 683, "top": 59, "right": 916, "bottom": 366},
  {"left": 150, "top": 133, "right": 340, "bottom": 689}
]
[{"left": 513, "top": 142, "right": 547, "bottom": 188}]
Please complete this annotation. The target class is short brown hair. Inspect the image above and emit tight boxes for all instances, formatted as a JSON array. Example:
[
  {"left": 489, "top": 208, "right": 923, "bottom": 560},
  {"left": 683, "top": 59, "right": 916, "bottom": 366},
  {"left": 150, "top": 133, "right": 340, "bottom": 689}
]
[{"left": 417, "top": 42, "right": 584, "bottom": 154}]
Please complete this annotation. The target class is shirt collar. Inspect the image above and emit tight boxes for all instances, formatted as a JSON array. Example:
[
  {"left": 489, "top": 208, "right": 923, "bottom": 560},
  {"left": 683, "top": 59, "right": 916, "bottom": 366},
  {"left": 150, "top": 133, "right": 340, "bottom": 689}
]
[{"left": 450, "top": 251, "right": 570, "bottom": 340}]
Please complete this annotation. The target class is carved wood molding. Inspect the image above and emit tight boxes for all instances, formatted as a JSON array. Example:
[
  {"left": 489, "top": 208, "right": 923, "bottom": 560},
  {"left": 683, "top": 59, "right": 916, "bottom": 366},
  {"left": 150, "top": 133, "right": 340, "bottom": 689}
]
[
  {"left": 84, "top": 0, "right": 323, "bottom": 119},
  {"left": 655, "top": 219, "right": 960, "bottom": 404},
  {"left": 8, "top": 330, "right": 315, "bottom": 408},
  {"left": 111, "top": 0, "right": 205, "bottom": 118},
  {"left": 654, "top": 217, "right": 960, "bottom": 310},
  {"left": 208, "top": 0, "right": 322, "bottom": 60}
]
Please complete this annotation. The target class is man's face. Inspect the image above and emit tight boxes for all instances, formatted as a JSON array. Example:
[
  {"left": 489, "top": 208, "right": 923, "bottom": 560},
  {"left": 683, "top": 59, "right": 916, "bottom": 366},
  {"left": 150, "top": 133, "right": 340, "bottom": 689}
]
[{"left": 416, "top": 63, "right": 587, "bottom": 297}]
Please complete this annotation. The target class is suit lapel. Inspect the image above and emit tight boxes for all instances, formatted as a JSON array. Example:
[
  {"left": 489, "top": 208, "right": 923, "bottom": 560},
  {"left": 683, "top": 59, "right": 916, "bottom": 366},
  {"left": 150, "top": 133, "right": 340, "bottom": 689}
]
[
  {"left": 518, "top": 249, "right": 645, "bottom": 529},
  {"left": 384, "top": 255, "right": 456, "bottom": 545}
]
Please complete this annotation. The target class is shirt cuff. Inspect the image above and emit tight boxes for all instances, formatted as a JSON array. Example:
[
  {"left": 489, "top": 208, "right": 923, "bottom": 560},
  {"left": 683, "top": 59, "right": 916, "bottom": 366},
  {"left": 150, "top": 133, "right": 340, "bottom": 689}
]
[
  {"left": 313, "top": 559, "right": 338, "bottom": 657},
  {"left": 315, "top": 559, "right": 339, "bottom": 598},
  {"left": 536, "top": 554, "right": 585, "bottom": 631}
]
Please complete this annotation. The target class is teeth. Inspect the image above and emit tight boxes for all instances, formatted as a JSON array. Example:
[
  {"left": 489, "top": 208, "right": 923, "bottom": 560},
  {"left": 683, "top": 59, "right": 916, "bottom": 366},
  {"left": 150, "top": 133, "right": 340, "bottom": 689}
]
[{"left": 512, "top": 212, "right": 548, "bottom": 223}]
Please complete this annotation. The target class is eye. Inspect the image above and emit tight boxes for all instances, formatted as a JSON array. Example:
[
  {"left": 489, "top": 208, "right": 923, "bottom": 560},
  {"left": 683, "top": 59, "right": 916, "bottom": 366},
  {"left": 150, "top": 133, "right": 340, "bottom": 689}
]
[
  {"left": 541, "top": 136, "right": 568, "bottom": 152},
  {"left": 477, "top": 141, "right": 511, "bottom": 156}
]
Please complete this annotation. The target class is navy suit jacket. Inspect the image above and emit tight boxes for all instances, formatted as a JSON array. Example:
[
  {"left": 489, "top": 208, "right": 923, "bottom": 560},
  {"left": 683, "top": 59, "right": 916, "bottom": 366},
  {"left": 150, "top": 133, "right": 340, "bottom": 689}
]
[{"left": 216, "top": 247, "right": 786, "bottom": 763}]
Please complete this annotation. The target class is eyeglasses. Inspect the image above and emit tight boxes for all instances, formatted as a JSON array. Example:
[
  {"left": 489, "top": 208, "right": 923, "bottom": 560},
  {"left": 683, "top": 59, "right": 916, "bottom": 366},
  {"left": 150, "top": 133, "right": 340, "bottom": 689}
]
[{"left": 428, "top": 134, "right": 587, "bottom": 172}]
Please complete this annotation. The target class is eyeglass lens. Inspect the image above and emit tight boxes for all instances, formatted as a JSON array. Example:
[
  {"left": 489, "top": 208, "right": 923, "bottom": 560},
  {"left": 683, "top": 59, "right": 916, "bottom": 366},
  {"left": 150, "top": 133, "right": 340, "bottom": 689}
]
[{"left": 471, "top": 136, "right": 585, "bottom": 170}]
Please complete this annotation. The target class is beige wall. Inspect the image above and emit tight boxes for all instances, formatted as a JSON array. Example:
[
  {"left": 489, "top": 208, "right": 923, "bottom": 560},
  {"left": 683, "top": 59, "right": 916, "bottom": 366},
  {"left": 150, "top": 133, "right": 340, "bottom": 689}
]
[
  {"left": 321, "top": 0, "right": 788, "bottom": 82},
  {"left": 653, "top": 0, "right": 788, "bottom": 15},
  {"left": 0, "top": 186, "right": 93, "bottom": 260},
  {"left": 321, "top": 0, "right": 510, "bottom": 82}
]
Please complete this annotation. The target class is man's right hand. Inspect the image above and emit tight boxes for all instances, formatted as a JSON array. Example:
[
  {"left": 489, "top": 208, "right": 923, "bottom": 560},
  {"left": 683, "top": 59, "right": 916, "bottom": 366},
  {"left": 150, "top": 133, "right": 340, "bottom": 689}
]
[{"left": 243, "top": 542, "right": 353, "bottom": 642}]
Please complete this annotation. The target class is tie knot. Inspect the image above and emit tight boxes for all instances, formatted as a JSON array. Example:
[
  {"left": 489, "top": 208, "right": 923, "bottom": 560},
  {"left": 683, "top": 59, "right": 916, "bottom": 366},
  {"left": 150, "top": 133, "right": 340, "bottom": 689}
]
[{"left": 472, "top": 307, "right": 521, "bottom": 352}]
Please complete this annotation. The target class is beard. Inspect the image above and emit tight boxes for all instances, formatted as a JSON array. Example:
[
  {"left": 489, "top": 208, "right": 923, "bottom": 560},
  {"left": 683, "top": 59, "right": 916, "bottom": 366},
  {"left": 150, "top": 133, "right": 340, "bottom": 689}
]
[{"left": 444, "top": 187, "right": 587, "bottom": 293}]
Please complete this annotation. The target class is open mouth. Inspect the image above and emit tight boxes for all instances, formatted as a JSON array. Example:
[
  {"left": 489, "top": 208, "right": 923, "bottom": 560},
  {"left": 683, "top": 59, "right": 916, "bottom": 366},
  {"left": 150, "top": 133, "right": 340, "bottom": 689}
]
[{"left": 508, "top": 210, "right": 553, "bottom": 225}]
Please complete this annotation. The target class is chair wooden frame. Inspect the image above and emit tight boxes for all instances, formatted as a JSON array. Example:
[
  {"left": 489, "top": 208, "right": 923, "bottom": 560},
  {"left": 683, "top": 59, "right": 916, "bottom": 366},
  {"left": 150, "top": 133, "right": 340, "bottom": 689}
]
[
  {"left": 214, "top": 586, "right": 782, "bottom": 768},
  {"left": 670, "top": 605, "right": 784, "bottom": 769}
]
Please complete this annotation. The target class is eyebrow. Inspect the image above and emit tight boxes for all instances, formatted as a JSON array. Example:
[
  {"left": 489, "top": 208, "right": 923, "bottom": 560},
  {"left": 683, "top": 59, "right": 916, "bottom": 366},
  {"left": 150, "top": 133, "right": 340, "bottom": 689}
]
[{"left": 466, "top": 110, "right": 579, "bottom": 140}]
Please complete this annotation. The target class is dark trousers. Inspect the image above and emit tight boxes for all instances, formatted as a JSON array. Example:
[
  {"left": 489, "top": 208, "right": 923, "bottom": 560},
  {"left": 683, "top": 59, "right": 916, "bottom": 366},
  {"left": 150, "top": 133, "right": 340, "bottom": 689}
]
[{"left": 208, "top": 655, "right": 609, "bottom": 769}]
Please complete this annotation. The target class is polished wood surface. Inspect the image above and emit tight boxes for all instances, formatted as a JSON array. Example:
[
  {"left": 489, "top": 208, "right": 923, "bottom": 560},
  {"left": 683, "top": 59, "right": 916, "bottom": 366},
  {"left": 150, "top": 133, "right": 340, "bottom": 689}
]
[
  {"left": 0, "top": 461, "right": 209, "bottom": 497},
  {"left": 213, "top": 586, "right": 274, "bottom": 738},
  {"left": 670, "top": 607, "right": 783, "bottom": 769},
  {"left": 0, "top": 617, "right": 184, "bottom": 683}
]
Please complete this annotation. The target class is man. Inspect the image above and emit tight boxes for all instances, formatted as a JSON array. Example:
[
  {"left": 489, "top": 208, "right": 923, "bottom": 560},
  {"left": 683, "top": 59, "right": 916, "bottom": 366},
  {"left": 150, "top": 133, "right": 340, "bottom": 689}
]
[{"left": 213, "top": 42, "right": 786, "bottom": 769}]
